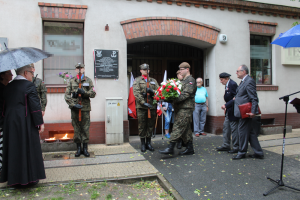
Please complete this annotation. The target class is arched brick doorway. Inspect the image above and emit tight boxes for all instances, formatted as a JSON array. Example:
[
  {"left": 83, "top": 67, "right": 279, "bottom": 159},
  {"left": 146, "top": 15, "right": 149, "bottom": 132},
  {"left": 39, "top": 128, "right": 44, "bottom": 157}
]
[{"left": 121, "top": 17, "right": 220, "bottom": 135}]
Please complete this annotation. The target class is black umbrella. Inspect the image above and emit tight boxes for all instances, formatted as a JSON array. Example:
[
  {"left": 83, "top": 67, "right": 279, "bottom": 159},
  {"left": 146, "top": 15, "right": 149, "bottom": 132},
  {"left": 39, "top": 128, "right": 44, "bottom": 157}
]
[{"left": 0, "top": 43, "right": 52, "bottom": 73}]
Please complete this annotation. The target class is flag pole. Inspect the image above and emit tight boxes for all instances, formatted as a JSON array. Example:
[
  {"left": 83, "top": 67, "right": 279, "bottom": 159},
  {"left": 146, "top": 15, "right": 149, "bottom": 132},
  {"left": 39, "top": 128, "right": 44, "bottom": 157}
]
[{"left": 162, "top": 104, "right": 164, "bottom": 140}]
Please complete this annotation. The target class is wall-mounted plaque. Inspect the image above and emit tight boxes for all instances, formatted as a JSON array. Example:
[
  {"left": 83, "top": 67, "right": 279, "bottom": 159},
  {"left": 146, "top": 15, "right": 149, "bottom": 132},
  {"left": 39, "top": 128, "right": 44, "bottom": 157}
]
[
  {"left": 281, "top": 47, "right": 300, "bottom": 65},
  {"left": 94, "top": 49, "right": 119, "bottom": 78}
]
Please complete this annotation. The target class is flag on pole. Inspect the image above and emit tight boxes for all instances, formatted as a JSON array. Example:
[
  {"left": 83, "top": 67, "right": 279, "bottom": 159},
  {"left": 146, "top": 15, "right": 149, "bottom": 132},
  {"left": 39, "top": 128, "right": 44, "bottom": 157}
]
[
  {"left": 128, "top": 72, "right": 137, "bottom": 118},
  {"left": 157, "top": 70, "right": 167, "bottom": 116}
]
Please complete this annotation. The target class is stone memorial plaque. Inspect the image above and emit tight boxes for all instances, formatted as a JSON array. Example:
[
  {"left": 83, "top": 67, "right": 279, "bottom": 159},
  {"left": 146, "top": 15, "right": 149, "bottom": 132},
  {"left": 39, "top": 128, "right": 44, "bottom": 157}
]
[{"left": 94, "top": 49, "right": 119, "bottom": 79}]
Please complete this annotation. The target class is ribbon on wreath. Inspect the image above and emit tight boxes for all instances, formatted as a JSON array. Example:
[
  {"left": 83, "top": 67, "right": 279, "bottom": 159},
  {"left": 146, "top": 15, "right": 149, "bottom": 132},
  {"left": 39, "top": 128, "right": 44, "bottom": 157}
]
[{"left": 172, "top": 80, "right": 181, "bottom": 95}]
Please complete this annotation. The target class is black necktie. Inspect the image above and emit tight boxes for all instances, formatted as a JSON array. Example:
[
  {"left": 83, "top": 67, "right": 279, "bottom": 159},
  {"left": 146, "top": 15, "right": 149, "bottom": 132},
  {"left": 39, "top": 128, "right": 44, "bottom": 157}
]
[{"left": 239, "top": 80, "right": 243, "bottom": 86}]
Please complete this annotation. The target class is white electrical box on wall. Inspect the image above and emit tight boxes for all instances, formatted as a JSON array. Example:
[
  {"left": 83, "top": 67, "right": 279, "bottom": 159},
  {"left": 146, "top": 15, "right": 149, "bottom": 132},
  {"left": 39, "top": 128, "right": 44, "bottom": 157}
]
[
  {"left": 219, "top": 34, "right": 227, "bottom": 43},
  {"left": 105, "top": 97, "right": 123, "bottom": 145}
]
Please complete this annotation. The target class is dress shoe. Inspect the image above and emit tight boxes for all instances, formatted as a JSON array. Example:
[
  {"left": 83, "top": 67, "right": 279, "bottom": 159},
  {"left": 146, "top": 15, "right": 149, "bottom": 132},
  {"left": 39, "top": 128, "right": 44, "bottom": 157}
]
[
  {"left": 228, "top": 149, "right": 238, "bottom": 154},
  {"left": 248, "top": 154, "right": 264, "bottom": 159},
  {"left": 195, "top": 133, "right": 200, "bottom": 137},
  {"left": 216, "top": 146, "right": 230, "bottom": 151},
  {"left": 232, "top": 154, "right": 246, "bottom": 160},
  {"left": 200, "top": 133, "right": 207, "bottom": 136}
]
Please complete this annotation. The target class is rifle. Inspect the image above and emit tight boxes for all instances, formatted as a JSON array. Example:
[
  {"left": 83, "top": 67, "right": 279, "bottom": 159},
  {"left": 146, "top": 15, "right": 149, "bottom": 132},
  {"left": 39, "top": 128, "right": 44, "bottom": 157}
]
[
  {"left": 78, "top": 69, "right": 82, "bottom": 121},
  {"left": 147, "top": 66, "right": 151, "bottom": 119}
]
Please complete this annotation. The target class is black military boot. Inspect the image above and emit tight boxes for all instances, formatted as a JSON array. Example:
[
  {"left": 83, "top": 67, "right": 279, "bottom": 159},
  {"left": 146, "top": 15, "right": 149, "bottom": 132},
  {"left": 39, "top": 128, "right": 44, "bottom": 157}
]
[
  {"left": 178, "top": 141, "right": 195, "bottom": 155},
  {"left": 140, "top": 138, "right": 146, "bottom": 152},
  {"left": 145, "top": 137, "right": 154, "bottom": 151},
  {"left": 159, "top": 142, "right": 176, "bottom": 154},
  {"left": 82, "top": 143, "right": 90, "bottom": 157},
  {"left": 75, "top": 143, "right": 81, "bottom": 157},
  {"left": 177, "top": 138, "right": 182, "bottom": 149}
]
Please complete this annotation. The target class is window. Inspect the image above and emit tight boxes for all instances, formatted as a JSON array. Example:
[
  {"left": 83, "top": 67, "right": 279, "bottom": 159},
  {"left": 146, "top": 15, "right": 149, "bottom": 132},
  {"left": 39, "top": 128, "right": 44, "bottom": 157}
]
[
  {"left": 43, "top": 22, "right": 84, "bottom": 84},
  {"left": 250, "top": 35, "right": 272, "bottom": 85}
]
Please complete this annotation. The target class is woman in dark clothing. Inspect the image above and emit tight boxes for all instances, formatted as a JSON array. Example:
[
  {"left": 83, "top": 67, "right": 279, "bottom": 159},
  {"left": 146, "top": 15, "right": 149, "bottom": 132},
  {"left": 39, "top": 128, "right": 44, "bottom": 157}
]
[{"left": 0, "top": 70, "right": 13, "bottom": 173}]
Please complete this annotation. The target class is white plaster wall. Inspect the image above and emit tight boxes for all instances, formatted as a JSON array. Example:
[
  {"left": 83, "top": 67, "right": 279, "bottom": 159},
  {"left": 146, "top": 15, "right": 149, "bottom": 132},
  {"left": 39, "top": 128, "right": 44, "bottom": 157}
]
[{"left": 1, "top": 0, "right": 300, "bottom": 123}]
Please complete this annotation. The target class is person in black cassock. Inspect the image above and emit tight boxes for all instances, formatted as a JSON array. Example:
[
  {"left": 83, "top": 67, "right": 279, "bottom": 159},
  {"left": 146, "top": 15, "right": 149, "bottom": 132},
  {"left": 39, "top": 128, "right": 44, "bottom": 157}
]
[{"left": 0, "top": 64, "right": 45, "bottom": 186}]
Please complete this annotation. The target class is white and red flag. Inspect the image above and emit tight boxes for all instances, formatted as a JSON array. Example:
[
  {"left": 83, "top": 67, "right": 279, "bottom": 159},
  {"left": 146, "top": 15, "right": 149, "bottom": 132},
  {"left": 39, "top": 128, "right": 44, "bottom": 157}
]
[
  {"left": 157, "top": 70, "right": 167, "bottom": 116},
  {"left": 128, "top": 72, "right": 137, "bottom": 118}
]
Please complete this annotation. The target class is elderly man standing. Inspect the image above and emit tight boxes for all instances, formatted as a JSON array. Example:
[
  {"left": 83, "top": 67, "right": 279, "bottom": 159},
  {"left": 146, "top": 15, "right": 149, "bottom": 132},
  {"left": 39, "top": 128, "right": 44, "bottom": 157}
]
[
  {"left": 159, "top": 62, "right": 196, "bottom": 155},
  {"left": 216, "top": 72, "right": 239, "bottom": 153},
  {"left": 193, "top": 78, "right": 208, "bottom": 136},
  {"left": 233, "top": 65, "right": 264, "bottom": 160},
  {"left": 0, "top": 65, "right": 45, "bottom": 186}
]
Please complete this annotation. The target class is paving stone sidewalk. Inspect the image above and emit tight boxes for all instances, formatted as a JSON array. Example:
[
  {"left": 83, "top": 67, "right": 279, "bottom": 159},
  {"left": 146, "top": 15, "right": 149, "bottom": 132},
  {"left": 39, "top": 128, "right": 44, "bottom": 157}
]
[{"left": 0, "top": 143, "right": 159, "bottom": 188}]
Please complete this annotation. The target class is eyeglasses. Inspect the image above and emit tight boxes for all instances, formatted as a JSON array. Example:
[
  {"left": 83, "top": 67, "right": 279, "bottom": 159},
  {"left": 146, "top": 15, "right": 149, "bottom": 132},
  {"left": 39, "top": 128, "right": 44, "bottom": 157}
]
[
  {"left": 179, "top": 68, "right": 187, "bottom": 71},
  {"left": 26, "top": 71, "right": 34, "bottom": 75},
  {"left": 236, "top": 70, "right": 244, "bottom": 72},
  {"left": 196, "top": 82, "right": 202, "bottom": 83}
]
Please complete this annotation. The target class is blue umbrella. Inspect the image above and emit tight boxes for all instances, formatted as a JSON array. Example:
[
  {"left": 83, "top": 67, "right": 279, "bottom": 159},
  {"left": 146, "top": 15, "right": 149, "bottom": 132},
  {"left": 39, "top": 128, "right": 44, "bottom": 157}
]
[{"left": 271, "top": 25, "right": 300, "bottom": 48}]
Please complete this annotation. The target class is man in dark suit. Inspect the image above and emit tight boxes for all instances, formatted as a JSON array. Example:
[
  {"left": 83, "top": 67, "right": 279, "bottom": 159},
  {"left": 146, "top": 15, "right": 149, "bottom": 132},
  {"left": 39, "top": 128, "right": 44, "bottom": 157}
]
[
  {"left": 233, "top": 65, "right": 264, "bottom": 160},
  {"left": 216, "top": 72, "right": 239, "bottom": 153}
]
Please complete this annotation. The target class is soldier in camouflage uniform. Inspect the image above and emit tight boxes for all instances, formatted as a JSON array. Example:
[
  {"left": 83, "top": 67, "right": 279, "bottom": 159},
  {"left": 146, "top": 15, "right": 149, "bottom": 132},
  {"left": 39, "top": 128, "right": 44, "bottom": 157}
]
[
  {"left": 30, "top": 64, "right": 47, "bottom": 116},
  {"left": 64, "top": 63, "right": 96, "bottom": 157},
  {"left": 159, "top": 62, "right": 197, "bottom": 155},
  {"left": 133, "top": 63, "right": 159, "bottom": 152}
]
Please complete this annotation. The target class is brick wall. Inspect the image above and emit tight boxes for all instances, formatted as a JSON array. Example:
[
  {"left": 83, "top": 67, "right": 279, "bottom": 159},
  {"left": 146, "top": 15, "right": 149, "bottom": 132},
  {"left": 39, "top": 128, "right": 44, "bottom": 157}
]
[
  {"left": 248, "top": 20, "right": 277, "bottom": 35},
  {"left": 120, "top": 17, "right": 220, "bottom": 45},
  {"left": 41, "top": 120, "right": 129, "bottom": 144},
  {"left": 38, "top": 2, "right": 87, "bottom": 20},
  {"left": 205, "top": 113, "right": 300, "bottom": 135}
]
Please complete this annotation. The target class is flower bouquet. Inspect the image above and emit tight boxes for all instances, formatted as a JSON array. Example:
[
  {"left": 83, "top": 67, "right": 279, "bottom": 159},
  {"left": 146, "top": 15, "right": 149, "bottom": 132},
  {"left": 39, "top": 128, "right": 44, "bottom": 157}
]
[
  {"left": 58, "top": 72, "right": 72, "bottom": 84},
  {"left": 153, "top": 78, "right": 182, "bottom": 104}
]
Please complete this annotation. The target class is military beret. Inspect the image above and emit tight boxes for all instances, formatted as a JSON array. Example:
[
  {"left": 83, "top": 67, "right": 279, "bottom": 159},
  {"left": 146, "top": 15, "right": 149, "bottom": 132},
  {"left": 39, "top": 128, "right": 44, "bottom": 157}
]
[
  {"left": 139, "top": 63, "right": 149, "bottom": 70},
  {"left": 75, "top": 63, "right": 85, "bottom": 68},
  {"left": 179, "top": 62, "right": 190, "bottom": 69},
  {"left": 219, "top": 72, "right": 231, "bottom": 78}
]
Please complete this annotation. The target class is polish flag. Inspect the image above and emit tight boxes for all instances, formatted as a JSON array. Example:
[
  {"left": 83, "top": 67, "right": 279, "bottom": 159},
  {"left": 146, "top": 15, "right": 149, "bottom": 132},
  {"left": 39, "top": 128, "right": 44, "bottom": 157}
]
[
  {"left": 157, "top": 70, "right": 167, "bottom": 116},
  {"left": 128, "top": 72, "right": 137, "bottom": 118}
]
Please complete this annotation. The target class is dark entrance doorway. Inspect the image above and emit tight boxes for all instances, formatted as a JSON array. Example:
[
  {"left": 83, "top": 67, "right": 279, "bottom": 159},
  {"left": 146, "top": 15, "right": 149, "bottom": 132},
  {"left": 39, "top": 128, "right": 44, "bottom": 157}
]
[{"left": 127, "top": 41, "right": 203, "bottom": 135}]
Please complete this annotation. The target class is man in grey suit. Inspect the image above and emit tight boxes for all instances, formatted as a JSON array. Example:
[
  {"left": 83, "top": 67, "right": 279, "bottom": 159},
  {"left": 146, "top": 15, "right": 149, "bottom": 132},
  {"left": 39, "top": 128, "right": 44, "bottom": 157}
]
[{"left": 233, "top": 65, "right": 264, "bottom": 160}]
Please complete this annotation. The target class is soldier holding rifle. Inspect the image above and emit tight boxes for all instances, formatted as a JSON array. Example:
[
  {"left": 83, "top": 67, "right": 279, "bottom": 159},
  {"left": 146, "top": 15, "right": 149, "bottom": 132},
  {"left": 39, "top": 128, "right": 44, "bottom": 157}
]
[
  {"left": 133, "top": 63, "right": 159, "bottom": 152},
  {"left": 65, "top": 63, "right": 96, "bottom": 157}
]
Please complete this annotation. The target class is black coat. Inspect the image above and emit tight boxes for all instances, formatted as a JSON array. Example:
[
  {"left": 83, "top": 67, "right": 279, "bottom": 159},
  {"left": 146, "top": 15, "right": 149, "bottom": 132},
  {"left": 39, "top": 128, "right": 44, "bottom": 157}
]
[
  {"left": 224, "top": 79, "right": 239, "bottom": 121},
  {"left": 0, "top": 79, "right": 45, "bottom": 186}
]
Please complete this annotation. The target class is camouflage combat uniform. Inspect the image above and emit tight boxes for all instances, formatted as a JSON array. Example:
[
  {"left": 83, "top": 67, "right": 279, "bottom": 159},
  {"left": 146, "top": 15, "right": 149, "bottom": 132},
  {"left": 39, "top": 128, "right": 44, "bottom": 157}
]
[
  {"left": 64, "top": 75, "right": 96, "bottom": 143},
  {"left": 32, "top": 77, "right": 47, "bottom": 111},
  {"left": 170, "top": 75, "right": 197, "bottom": 144},
  {"left": 133, "top": 76, "right": 159, "bottom": 138}
]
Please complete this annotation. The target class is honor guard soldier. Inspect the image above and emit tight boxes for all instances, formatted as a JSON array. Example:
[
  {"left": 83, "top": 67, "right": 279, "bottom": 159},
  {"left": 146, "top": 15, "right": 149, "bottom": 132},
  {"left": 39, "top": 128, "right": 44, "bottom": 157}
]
[
  {"left": 159, "top": 62, "right": 197, "bottom": 155},
  {"left": 133, "top": 63, "right": 159, "bottom": 152},
  {"left": 30, "top": 63, "right": 47, "bottom": 116},
  {"left": 64, "top": 63, "right": 96, "bottom": 157}
]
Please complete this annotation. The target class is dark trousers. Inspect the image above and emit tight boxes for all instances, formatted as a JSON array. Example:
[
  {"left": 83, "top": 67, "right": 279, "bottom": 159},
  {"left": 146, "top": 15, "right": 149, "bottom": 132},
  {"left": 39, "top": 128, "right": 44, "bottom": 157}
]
[{"left": 237, "top": 117, "right": 263, "bottom": 156}]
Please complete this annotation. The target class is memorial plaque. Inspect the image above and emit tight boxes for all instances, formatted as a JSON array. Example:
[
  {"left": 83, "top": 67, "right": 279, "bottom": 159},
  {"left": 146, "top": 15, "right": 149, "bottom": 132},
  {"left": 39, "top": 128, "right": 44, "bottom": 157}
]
[{"left": 94, "top": 49, "right": 119, "bottom": 79}]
